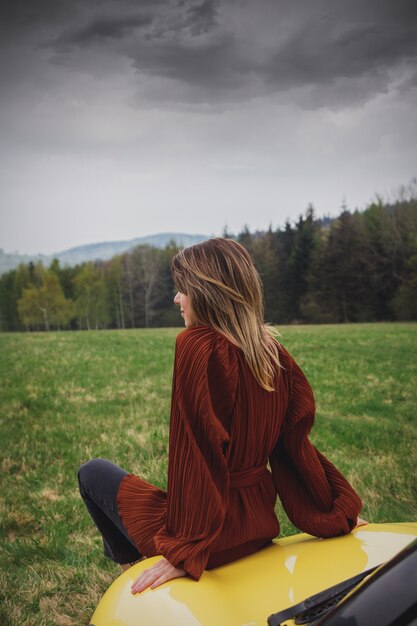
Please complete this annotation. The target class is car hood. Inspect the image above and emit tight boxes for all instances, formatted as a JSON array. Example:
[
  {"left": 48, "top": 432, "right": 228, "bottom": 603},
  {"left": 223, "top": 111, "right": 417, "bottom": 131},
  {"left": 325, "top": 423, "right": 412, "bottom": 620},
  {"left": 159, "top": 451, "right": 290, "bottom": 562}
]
[{"left": 91, "top": 522, "right": 417, "bottom": 626}]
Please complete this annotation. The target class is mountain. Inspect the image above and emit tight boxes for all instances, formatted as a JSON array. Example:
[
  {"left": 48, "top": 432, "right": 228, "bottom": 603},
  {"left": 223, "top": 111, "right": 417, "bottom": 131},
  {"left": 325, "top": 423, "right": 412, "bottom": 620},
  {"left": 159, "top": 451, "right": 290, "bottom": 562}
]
[{"left": 0, "top": 232, "right": 209, "bottom": 275}]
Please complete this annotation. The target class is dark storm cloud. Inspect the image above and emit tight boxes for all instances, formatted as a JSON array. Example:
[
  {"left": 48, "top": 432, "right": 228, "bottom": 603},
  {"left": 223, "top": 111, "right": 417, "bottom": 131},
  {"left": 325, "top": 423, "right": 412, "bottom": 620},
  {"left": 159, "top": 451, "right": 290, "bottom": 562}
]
[
  {"left": 34, "top": 0, "right": 417, "bottom": 107},
  {"left": 130, "top": 35, "right": 242, "bottom": 89},
  {"left": 0, "top": 0, "right": 158, "bottom": 44},
  {"left": 2, "top": 0, "right": 417, "bottom": 107},
  {"left": 51, "top": 0, "right": 220, "bottom": 53},
  {"left": 53, "top": 14, "right": 153, "bottom": 49},
  {"left": 265, "top": 3, "right": 417, "bottom": 92},
  {"left": 181, "top": 0, "right": 220, "bottom": 36}
]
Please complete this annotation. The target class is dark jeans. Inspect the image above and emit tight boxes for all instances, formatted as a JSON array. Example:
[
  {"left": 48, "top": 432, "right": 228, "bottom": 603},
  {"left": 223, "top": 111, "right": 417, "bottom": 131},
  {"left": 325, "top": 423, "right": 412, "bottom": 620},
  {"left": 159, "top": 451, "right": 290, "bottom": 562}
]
[{"left": 78, "top": 458, "right": 142, "bottom": 564}]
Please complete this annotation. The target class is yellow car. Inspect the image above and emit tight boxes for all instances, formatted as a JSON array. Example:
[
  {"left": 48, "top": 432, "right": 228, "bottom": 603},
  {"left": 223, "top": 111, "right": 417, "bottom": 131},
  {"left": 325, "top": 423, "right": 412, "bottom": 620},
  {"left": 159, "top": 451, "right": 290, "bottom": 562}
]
[{"left": 90, "top": 522, "right": 417, "bottom": 626}]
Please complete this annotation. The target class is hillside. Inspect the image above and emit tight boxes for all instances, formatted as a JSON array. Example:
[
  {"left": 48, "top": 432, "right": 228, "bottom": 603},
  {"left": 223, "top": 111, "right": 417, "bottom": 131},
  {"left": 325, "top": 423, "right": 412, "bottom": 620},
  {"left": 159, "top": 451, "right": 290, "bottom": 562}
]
[{"left": 0, "top": 232, "right": 209, "bottom": 275}]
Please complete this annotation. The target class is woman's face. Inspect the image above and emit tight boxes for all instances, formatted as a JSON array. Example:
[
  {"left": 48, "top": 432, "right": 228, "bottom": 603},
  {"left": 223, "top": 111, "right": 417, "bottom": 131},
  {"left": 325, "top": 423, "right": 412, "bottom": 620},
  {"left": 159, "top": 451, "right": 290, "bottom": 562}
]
[{"left": 174, "top": 291, "right": 197, "bottom": 328}]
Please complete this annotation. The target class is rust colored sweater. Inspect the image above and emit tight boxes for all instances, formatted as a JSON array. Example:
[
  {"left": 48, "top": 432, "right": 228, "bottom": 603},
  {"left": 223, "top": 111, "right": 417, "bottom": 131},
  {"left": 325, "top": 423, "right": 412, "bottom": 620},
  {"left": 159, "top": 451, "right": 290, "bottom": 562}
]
[{"left": 117, "top": 326, "right": 362, "bottom": 580}]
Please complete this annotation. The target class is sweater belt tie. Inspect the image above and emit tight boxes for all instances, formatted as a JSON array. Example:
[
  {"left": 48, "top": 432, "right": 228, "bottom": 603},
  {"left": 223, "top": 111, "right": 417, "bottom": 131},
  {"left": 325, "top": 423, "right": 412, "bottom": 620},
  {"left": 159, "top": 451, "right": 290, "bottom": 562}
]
[{"left": 229, "top": 464, "right": 270, "bottom": 488}]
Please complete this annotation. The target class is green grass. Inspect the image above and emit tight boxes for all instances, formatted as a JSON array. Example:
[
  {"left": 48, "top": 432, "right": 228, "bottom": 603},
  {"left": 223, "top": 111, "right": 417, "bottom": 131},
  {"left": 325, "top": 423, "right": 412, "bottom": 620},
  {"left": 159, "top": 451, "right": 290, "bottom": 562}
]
[{"left": 0, "top": 323, "right": 416, "bottom": 625}]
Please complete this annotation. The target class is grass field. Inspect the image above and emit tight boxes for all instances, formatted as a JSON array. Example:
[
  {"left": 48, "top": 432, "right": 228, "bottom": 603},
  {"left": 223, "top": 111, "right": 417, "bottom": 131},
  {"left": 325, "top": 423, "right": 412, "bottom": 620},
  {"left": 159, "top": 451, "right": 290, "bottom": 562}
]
[{"left": 1, "top": 323, "right": 416, "bottom": 625}]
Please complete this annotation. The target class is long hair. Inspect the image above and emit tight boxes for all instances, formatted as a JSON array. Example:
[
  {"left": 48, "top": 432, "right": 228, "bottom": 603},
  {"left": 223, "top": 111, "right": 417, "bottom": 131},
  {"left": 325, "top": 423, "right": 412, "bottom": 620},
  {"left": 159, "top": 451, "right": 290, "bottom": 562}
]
[{"left": 171, "top": 238, "right": 281, "bottom": 391}]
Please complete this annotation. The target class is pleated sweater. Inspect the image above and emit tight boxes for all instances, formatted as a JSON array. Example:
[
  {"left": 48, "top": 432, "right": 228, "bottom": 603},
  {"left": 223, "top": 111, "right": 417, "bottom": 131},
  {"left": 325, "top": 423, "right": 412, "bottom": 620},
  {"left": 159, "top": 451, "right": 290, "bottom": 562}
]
[{"left": 117, "top": 326, "right": 362, "bottom": 580}]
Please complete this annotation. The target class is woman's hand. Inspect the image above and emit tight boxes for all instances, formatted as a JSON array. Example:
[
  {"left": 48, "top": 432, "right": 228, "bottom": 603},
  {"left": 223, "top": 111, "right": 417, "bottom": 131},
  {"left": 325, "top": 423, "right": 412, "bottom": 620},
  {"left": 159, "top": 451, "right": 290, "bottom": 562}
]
[
  {"left": 355, "top": 516, "right": 368, "bottom": 528},
  {"left": 131, "top": 558, "right": 186, "bottom": 594}
]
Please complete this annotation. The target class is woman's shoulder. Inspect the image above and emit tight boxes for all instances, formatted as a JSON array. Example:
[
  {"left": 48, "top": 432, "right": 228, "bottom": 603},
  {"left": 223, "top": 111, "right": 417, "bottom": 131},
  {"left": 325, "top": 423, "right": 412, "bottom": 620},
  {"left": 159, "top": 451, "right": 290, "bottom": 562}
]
[
  {"left": 268, "top": 336, "right": 295, "bottom": 367},
  {"left": 174, "top": 326, "right": 239, "bottom": 410},
  {"left": 175, "top": 325, "right": 236, "bottom": 353},
  {"left": 175, "top": 326, "right": 239, "bottom": 376}
]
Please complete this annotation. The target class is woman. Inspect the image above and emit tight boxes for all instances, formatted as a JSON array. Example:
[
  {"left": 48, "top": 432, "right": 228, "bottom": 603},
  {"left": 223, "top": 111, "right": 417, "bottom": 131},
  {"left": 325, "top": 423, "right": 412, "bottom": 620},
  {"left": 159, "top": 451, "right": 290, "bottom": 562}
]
[{"left": 78, "top": 238, "right": 364, "bottom": 595}]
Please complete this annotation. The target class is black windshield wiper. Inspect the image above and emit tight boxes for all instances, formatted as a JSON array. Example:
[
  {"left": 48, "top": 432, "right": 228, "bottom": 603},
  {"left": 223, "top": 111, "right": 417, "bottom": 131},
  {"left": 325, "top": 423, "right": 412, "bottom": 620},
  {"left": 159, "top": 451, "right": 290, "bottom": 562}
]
[{"left": 267, "top": 565, "right": 379, "bottom": 626}]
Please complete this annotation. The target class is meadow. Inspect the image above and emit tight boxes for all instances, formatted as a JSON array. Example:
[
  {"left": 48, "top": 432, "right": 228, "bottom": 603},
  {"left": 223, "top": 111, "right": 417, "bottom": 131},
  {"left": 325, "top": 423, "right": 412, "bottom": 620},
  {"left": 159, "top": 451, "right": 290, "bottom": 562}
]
[{"left": 0, "top": 323, "right": 416, "bottom": 625}]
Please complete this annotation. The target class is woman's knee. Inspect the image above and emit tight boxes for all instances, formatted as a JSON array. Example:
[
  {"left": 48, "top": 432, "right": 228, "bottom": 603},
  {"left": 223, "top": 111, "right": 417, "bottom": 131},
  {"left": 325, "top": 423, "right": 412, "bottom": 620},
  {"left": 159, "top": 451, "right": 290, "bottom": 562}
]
[
  {"left": 78, "top": 458, "right": 127, "bottom": 495},
  {"left": 78, "top": 458, "right": 109, "bottom": 492}
]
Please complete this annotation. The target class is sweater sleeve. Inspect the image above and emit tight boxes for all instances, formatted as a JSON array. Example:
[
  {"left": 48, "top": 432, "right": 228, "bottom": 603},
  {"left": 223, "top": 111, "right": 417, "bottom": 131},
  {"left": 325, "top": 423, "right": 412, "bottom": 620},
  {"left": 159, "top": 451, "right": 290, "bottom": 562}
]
[
  {"left": 154, "top": 328, "right": 237, "bottom": 580},
  {"left": 269, "top": 352, "right": 362, "bottom": 537}
]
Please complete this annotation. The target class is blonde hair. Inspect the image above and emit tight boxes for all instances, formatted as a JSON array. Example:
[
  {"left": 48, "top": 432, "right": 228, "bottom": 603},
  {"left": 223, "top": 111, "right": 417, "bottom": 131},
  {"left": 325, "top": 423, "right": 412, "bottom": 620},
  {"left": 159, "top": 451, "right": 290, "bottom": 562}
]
[{"left": 172, "top": 238, "right": 281, "bottom": 391}]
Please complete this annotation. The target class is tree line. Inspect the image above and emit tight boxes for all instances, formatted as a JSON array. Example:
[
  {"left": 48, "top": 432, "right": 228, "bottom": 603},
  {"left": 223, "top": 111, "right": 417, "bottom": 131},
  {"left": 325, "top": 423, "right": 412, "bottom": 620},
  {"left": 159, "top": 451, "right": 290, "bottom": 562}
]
[{"left": 1, "top": 194, "right": 416, "bottom": 332}]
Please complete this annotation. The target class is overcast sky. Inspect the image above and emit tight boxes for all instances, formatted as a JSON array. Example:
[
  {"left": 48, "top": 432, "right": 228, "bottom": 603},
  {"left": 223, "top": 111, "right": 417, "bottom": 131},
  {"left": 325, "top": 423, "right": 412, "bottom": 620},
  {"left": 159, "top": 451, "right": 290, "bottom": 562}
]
[{"left": 1, "top": 0, "right": 416, "bottom": 255}]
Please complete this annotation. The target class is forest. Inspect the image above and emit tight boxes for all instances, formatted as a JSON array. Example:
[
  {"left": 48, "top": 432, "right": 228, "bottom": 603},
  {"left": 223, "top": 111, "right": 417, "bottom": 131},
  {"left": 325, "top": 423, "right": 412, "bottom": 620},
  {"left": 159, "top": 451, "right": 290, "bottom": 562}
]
[{"left": 1, "top": 192, "right": 416, "bottom": 332}]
